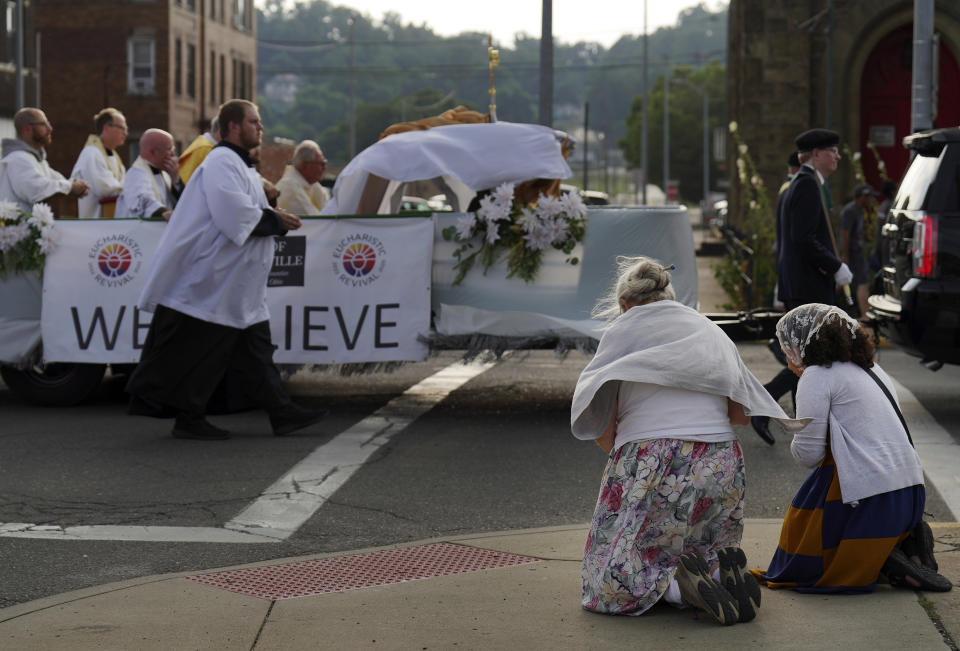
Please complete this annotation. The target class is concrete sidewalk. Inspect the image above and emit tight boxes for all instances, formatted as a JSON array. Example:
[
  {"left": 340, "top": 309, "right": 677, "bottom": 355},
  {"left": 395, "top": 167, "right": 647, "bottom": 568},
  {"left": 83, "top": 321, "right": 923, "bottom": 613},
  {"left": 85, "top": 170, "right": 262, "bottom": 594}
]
[{"left": 1, "top": 520, "right": 957, "bottom": 650}]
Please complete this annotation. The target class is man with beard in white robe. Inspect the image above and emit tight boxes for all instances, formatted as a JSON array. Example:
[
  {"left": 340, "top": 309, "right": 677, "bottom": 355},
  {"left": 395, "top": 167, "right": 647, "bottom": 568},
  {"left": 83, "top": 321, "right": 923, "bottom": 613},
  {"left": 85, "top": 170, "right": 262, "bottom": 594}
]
[{"left": 126, "top": 99, "right": 327, "bottom": 440}]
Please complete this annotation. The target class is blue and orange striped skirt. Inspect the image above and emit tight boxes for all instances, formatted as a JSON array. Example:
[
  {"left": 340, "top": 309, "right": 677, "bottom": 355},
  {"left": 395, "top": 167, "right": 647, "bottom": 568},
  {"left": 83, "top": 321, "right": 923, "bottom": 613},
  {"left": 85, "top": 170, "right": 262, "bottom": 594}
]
[{"left": 751, "top": 450, "right": 925, "bottom": 593}]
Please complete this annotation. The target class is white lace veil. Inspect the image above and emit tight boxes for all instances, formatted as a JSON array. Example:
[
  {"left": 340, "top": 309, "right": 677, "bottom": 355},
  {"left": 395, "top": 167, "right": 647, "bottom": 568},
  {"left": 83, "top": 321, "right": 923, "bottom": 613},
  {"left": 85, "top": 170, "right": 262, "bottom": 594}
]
[{"left": 775, "top": 303, "right": 860, "bottom": 369}]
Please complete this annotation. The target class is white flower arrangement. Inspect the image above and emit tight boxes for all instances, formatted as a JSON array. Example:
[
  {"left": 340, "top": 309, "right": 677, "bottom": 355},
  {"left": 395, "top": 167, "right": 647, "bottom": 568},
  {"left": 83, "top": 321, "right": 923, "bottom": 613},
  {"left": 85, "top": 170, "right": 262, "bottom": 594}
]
[
  {"left": 442, "top": 181, "right": 588, "bottom": 283},
  {"left": 0, "top": 201, "right": 59, "bottom": 278}
]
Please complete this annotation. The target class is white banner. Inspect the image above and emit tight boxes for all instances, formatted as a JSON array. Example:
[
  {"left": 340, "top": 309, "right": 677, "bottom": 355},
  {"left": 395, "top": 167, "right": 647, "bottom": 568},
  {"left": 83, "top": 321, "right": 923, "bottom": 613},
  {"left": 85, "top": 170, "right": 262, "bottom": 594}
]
[{"left": 41, "top": 218, "right": 433, "bottom": 364}]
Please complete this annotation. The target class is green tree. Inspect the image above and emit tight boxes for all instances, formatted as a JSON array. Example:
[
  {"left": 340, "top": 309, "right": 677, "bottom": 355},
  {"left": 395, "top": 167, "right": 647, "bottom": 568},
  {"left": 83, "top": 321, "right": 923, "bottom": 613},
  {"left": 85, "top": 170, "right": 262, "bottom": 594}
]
[{"left": 620, "top": 61, "right": 725, "bottom": 202}]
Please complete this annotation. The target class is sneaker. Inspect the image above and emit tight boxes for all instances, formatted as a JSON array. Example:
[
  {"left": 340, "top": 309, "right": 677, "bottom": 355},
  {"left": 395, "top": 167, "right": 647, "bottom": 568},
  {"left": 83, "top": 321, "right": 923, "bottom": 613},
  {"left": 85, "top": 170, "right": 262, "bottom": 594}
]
[
  {"left": 717, "top": 547, "right": 762, "bottom": 622},
  {"left": 913, "top": 520, "right": 939, "bottom": 572},
  {"left": 172, "top": 416, "right": 230, "bottom": 440},
  {"left": 270, "top": 403, "right": 328, "bottom": 436},
  {"left": 882, "top": 547, "right": 952, "bottom": 592},
  {"left": 750, "top": 416, "right": 775, "bottom": 446},
  {"left": 674, "top": 552, "right": 740, "bottom": 625}
]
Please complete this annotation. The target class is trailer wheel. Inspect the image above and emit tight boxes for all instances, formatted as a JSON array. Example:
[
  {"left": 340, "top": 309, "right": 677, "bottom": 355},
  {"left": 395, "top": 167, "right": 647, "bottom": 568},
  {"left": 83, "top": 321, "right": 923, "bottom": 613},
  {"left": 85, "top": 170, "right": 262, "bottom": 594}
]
[{"left": 0, "top": 363, "right": 107, "bottom": 406}]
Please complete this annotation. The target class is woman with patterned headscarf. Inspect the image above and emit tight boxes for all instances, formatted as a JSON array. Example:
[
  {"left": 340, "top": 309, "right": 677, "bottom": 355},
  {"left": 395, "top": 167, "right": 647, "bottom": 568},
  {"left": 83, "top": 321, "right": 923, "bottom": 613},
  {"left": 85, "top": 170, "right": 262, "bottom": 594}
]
[{"left": 752, "top": 303, "right": 951, "bottom": 593}]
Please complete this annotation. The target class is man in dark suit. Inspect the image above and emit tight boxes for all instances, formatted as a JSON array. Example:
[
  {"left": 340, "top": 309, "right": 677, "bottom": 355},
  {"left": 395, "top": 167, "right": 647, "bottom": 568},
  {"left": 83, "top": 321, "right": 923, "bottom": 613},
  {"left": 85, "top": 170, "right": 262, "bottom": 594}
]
[{"left": 751, "top": 128, "right": 853, "bottom": 444}]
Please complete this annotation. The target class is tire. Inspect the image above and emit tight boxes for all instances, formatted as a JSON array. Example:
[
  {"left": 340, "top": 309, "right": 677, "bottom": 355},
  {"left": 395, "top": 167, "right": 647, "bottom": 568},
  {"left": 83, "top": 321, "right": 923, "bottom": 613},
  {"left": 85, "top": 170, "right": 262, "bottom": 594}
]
[{"left": 0, "top": 363, "right": 107, "bottom": 406}]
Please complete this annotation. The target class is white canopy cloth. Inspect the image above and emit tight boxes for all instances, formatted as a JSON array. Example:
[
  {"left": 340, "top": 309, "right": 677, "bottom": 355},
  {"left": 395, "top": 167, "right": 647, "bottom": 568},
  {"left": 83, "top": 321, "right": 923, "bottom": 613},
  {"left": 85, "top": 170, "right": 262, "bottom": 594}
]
[
  {"left": 570, "top": 300, "right": 810, "bottom": 439},
  {"left": 322, "top": 122, "right": 572, "bottom": 215}
]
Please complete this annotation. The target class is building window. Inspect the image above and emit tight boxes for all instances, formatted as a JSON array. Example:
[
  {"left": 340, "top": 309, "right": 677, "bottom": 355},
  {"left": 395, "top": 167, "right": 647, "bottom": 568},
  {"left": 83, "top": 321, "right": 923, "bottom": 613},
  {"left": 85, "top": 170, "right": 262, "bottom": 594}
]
[
  {"left": 127, "top": 37, "right": 155, "bottom": 95},
  {"left": 232, "top": 0, "right": 246, "bottom": 30},
  {"left": 185, "top": 0, "right": 195, "bottom": 10},
  {"left": 210, "top": 49, "right": 216, "bottom": 106},
  {"left": 219, "top": 0, "right": 225, "bottom": 24},
  {"left": 186, "top": 42, "right": 196, "bottom": 98},
  {"left": 210, "top": 0, "right": 215, "bottom": 19},
  {"left": 219, "top": 54, "right": 225, "bottom": 104},
  {"left": 174, "top": 38, "right": 182, "bottom": 96}
]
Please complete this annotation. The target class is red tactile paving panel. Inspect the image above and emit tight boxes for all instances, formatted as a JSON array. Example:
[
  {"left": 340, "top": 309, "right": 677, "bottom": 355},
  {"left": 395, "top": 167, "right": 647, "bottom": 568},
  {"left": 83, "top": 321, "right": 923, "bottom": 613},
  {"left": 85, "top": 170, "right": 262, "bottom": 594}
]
[{"left": 185, "top": 542, "right": 542, "bottom": 600}]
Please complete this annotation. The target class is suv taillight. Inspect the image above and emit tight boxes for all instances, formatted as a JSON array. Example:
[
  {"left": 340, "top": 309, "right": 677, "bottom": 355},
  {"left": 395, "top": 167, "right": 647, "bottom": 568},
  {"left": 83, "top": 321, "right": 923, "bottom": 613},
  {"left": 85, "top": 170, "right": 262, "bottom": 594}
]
[{"left": 912, "top": 214, "right": 938, "bottom": 278}]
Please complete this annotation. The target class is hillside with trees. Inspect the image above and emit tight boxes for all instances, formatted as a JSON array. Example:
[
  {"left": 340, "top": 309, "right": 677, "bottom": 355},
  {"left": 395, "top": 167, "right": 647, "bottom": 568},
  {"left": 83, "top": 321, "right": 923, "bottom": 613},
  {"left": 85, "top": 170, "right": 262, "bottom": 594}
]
[{"left": 257, "top": 1, "right": 726, "bottom": 200}]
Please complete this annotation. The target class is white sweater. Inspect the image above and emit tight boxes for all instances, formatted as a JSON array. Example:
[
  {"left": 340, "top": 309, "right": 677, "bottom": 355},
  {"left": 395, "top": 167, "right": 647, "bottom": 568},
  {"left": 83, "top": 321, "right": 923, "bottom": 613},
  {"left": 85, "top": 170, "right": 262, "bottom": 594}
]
[{"left": 792, "top": 362, "right": 924, "bottom": 503}]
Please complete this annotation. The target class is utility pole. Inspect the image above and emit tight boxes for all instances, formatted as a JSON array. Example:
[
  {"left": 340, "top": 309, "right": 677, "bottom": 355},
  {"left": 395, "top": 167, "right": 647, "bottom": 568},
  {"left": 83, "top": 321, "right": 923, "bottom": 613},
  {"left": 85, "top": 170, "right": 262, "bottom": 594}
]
[
  {"left": 539, "top": 0, "right": 554, "bottom": 127},
  {"left": 641, "top": 0, "right": 648, "bottom": 203},
  {"left": 348, "top": 15, "right": 357, "bottom": 159},
  {"left": 663, "top": 65, "right": 670, "bottom": 202},
  {"left": 824, "top": 0, "right": 834, "bottom": 128},
  {"left": 15, "top": 0, "right": 24, "bottom": 109},
  {"left": 583, "top": 101, "right": 589, "bottom": 190},
  {"left": 911, "top": 0, "right": 935, "bottom": 132}
]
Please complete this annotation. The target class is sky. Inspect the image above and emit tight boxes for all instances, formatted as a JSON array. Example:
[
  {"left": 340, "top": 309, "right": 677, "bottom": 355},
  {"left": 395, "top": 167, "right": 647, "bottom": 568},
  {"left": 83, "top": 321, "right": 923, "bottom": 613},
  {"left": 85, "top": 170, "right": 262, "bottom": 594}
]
[{"left": 260, "top": 1, "right": 726, "bottom": 48}]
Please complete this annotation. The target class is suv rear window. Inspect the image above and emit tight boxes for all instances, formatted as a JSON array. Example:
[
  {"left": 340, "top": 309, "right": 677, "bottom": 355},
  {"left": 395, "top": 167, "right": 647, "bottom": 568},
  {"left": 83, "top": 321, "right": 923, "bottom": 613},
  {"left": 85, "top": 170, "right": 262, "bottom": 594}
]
[{"left": 895, "top": 150, "right": 942, "bottom": 211}]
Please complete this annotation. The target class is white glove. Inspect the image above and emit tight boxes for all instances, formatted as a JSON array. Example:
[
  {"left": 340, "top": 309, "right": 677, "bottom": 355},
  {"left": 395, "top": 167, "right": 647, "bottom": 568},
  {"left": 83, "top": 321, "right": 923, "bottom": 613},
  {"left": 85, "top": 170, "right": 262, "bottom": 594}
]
[{"left": 834, "top": 263, "right": 853, "bottom": 285}]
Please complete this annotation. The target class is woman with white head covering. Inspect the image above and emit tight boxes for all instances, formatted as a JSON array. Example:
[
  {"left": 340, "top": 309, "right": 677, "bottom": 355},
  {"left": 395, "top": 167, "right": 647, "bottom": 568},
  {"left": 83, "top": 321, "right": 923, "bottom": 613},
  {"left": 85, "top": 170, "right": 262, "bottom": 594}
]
[
  {"left": 572, "top": 257, "right": 804, "bottom": 625},
  {"left": 751, "top": 303, "right": 951, "bottom": 593}
]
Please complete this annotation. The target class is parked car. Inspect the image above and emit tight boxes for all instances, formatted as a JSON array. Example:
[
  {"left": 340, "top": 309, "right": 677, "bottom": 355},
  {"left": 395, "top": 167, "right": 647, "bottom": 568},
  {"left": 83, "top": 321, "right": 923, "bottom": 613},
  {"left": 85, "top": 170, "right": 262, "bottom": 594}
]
[{"left": 867, "top": 126, "right": 960, "bottom": 369}]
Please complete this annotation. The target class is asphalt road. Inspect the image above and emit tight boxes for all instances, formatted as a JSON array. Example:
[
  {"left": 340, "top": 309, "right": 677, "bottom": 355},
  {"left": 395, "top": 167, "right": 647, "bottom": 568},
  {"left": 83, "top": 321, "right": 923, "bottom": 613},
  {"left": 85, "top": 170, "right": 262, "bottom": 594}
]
[{"left": 1, "top": 346, "right": 957, "bottom": 609}]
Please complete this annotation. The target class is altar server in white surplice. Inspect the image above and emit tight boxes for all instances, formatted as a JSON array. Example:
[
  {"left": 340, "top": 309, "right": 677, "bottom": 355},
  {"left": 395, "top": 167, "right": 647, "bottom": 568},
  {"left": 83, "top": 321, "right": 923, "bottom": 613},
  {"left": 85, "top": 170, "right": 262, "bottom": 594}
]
[
  {"left": 126, "top": 99, "right": 327, "bottom": 441},
  {"left": 70, "top": 108, "right": 127, "bottom": 219},
  {"left": 115, "top": 129, "right": 183, "bottom": 220}
]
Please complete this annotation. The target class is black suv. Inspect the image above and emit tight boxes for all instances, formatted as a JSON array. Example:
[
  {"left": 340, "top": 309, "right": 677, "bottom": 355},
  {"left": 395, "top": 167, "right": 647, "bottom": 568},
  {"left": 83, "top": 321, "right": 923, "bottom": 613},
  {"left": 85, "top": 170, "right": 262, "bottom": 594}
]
[{"left": 868, "top": 127, "right": 960, "bottom": 368}]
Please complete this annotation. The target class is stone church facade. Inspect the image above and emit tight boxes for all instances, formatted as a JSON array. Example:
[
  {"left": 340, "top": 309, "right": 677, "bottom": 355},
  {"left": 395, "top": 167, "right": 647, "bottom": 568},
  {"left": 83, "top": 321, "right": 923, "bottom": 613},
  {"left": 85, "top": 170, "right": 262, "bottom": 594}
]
[{"left": 727, "top": 0, "right": 960, "bottom": 224}]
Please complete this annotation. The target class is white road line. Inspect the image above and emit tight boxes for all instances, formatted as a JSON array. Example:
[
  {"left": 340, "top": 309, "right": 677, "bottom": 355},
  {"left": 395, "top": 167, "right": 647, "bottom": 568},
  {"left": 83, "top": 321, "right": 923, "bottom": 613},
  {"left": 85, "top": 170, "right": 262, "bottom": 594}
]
[
  {"left": 892, "top": 378, "right": 960, "bottom": 520},
  {"left": 224, "top": 359, "right": 497, "bottom": 539},
  {"left": 0, "top": 524, "right": 277, "bottom": 543},
  {"left": 0, "top": 359, "right": 498, "bottom": 543}
]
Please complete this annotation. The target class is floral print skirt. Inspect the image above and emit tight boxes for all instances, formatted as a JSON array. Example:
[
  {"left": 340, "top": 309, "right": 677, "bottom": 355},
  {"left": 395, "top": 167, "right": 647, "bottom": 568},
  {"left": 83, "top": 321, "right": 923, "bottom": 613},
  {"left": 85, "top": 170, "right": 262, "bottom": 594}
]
[{"left": 582, "top": 438, "right": 746, "bottom": 615}]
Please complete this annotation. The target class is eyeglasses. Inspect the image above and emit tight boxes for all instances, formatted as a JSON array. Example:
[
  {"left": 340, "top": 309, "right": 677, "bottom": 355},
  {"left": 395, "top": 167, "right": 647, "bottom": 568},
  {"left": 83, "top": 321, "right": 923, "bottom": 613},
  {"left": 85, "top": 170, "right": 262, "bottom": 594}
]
[
  {"left": 108, "top": 123, "right": 129, "bottom": 132},
  {"left": 29, "top": 121, "right": 51, "bottom": 128}
]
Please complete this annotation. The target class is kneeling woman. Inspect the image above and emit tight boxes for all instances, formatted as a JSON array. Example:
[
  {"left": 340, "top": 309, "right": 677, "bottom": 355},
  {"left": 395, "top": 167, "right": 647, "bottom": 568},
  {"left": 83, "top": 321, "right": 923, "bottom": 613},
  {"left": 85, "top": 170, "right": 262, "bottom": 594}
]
[
  {"left": 753, "top": 303, "right": 949, "bottom": 593},
  {"left": 571, "top": 257, "right": 801, "bottom": 625}
]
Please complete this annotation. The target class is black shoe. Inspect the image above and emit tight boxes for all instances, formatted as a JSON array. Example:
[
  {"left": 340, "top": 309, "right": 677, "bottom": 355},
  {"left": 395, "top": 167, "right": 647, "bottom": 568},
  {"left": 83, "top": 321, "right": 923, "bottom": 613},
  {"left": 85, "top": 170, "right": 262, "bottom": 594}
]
[
  {"left": 901, "top": 520, "right": 939, "bottom": 572},
  {"left": 717, "top": 547, "right": 761, "bottom": 623},
  {"left": 750, "top": 416, "right": 775, "bottom": 445},
  {"left": 270, "top": 404, "right": 328, "bottom": 436},
  {"left": 882, "top": 547, "right": 952, "bottom": 592},
  {"left": 172, "top": 416, "right": 230, "bottom": 440}
]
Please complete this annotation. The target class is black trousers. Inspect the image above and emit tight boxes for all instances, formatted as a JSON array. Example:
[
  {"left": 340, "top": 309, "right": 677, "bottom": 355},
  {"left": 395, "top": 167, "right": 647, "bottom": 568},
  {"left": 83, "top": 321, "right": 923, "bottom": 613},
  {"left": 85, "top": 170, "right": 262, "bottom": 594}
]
[{"left": 126, "top": 305, "right": 291, "bottom": 417}]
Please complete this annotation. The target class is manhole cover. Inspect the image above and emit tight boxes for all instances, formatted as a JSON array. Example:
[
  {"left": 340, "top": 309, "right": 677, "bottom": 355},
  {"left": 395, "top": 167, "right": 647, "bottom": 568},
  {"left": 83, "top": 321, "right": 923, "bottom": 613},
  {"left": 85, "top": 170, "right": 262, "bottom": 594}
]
[{"left": 185, "top": 542, "right": 541, "bottom": 600}]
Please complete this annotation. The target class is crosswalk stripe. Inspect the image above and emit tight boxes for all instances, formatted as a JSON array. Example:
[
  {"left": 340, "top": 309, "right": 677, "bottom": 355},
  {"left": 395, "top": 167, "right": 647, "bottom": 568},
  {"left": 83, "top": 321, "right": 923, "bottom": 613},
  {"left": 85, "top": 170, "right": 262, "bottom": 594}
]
[{"left": 0, "top": 358, "right": 498, "bottom": 543}]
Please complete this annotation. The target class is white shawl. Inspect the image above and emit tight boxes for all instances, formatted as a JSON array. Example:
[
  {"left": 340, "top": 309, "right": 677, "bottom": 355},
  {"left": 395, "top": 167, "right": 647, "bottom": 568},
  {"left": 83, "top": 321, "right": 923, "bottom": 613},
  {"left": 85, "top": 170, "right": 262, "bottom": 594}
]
[{"left": 571, "top": 301, "right": 809, "bottom": 439}]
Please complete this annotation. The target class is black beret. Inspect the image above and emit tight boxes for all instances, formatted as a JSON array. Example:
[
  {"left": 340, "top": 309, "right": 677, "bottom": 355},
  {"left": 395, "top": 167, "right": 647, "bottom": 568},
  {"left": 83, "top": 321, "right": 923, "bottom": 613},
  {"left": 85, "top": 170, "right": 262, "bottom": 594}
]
[
  {"left": 795, "top": 128, "right": 840, "bottom": 151},
  {"left": 787, "top": 151, "right": 800, "bottom": 167}
]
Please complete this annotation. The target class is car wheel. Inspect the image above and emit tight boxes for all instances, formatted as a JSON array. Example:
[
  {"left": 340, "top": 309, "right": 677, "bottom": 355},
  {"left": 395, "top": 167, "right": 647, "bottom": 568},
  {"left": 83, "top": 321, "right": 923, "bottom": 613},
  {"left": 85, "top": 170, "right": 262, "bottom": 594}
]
[{"left": 0, "top": 363, "right": 107, "bottom": 406}]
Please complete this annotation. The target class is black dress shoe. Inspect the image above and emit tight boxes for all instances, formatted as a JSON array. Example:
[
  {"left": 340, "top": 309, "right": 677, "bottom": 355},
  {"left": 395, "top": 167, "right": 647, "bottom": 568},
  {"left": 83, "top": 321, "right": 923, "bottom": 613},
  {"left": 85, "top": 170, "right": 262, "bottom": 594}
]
[
  {"left": 750, "top": 416, "right": 775, "bottom": 445},
  {"left": 882, "top": 547, "right": 952, "bottom": 592},
  {"left": 172, "top": 415, "right": 230, "bottom": 440},
  {"left": 270, "top": 404, "right": 328, "bottom": 436}
]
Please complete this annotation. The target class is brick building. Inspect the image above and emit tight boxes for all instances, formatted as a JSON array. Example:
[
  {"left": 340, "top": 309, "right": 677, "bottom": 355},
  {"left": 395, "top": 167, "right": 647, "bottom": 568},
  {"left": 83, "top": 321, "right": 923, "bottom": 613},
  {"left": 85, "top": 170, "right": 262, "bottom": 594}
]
[
  {"left": 726, "top": 1, "right": 960, "bottom": 225},
  {"left": 35, "top": 0, "right": 257, "bottom": 183},
  {"left": 0, "top": 0, "right": 40, "bottom": 139}
]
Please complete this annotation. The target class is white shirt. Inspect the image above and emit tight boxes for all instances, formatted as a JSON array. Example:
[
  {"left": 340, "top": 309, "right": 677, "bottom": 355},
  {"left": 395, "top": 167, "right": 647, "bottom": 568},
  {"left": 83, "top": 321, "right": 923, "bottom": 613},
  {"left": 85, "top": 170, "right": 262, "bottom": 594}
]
[
  {"left": 275, "top": 165, "right": 328, "bottom": 216},
  {"left": 615, "top": 382, "right": 735, "bottom": 451},
  {"left": 71, "top": 140, "right": 125, "bottom": 219},
  {"left": 137, "top": 144, "right": 275, "bottom": 329},
  {"left": 792, "top": 362, "right": 924, "bottom": 503},
  {"left": 116, "top": 157, "right": 175, "bottom": 218},
  {"left": 0, "top": 145, "right": 72, "bottom": 212}
]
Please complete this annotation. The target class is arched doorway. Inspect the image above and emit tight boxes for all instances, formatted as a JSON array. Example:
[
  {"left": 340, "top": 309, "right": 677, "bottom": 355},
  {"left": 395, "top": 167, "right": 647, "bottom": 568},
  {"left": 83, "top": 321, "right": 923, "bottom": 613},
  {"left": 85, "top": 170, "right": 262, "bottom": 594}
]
[{"left": 859, "top": 25, "right": 960, "bottom": 189}]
